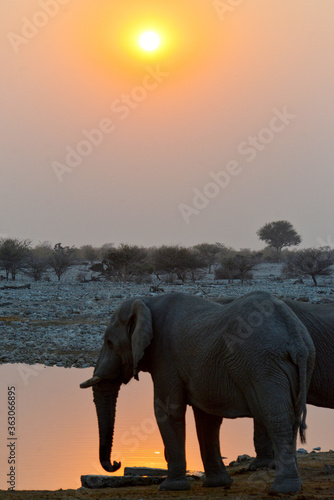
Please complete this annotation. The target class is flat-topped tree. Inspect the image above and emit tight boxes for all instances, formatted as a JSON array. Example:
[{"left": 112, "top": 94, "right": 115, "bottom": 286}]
[{"left": 257, "top": 220, "right": 301, "bottom": 260}]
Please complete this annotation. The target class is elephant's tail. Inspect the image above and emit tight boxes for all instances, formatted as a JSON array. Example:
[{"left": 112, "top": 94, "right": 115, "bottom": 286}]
[
  {"left": 274, "top": 297, "right": 312, "bottom": 444},
  {"left": 298, "top": 356, "right": 308, "bottom": 444}
]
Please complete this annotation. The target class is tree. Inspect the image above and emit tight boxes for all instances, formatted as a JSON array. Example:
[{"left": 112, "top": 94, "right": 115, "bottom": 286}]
[
  {"left": 282, "top": 247, "right": 334, "bottom": 286},
  {"left": 0, "top": 238, "right": 31, "bottom": 280},
  {"left": 193, "top": 243, "right": 222, "bottom": 273},
  {"left": 152, "top": 246, "right": 204, "bottom": 283},
  {"left": 102, "top": 244, "right": 149, "bottom": 282},
  {"left": 215, "top": 254, "right": 238, "bottom": 282},
  {"left": 215, "top": 251, "right": 259, "bottom": 283},
  {"left": 257, "top": 220, "right": 301, "bottom": 259},
  {"left": 233, "top": 253, "right": 258, "bottom": 283},
  {"left": 23, "top": 243, "right": 52, "bottom": 281},
  {"left": 79, "top": 245, "right": 99, "bottom": 264},
  {"left": 48, "top": 243, "right": 76, "bottom": 281}
]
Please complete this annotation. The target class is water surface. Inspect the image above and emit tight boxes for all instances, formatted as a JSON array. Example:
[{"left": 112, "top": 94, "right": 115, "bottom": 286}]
[{"left": 0, "top": 364, "right": 332, "bottom": 490}]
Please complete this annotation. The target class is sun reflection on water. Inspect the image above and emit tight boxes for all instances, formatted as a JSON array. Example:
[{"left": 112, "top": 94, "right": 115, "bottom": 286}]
[{"left": 0, "top": 364, "right": 332, "bottom": 490}]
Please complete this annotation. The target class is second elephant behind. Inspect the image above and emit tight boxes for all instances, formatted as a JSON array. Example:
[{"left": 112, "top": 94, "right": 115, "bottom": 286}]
[{"left": 213, "top": 295, "right": 334, "bottom": 469}]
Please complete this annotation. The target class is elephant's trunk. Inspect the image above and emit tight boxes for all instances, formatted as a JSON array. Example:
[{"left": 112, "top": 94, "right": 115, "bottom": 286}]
[{"left": 93, "top": 379, "right": 121, "bottom": 473}]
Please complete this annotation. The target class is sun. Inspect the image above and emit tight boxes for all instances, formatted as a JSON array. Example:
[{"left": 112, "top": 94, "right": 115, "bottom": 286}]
[{"left": 139, "top": 31, "right": 161, "bottom": 52}]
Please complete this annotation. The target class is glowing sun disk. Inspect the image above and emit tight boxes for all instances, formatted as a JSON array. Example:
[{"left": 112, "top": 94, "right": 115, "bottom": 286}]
[{"left": 139, "top": 31, "right": 160, "bottom": 51}]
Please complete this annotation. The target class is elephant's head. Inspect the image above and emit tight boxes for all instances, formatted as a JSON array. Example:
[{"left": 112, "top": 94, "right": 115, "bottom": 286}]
[{"left": 80, "top": 298, "right": 153, "bottom": 473}]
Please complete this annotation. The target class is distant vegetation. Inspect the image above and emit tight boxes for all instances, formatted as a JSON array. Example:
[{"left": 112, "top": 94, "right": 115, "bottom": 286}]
[{"left": 0, "top": 221, "right": 333, "bottom": 285}]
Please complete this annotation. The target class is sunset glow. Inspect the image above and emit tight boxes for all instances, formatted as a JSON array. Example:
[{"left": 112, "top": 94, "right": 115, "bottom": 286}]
[{"left": 74, "top": 1, "right": 220, "bottom": 83}]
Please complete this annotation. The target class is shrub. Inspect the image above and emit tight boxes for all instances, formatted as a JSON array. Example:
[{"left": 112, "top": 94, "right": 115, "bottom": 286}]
[{"left": 282, "top": 247, "right": 334, "bottom": 286}]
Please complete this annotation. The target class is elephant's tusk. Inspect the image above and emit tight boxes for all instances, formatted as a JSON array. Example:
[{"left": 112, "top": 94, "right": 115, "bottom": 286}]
[{"left": 80, "top": 376, "right": 102, "bottom": 388}]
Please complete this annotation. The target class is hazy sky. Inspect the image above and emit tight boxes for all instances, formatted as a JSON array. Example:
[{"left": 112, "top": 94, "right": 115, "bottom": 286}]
[{"left": 1, "top": 1, "right": 334, "bottom": 249}]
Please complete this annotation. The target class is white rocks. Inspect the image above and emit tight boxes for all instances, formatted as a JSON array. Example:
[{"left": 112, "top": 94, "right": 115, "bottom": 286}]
[
  {"left": 236, "top": 454, "right": 252, "bottom": 463},
  {"left": 0, "top": 263, "right": 333, "bottom": 367},
  {"left": 81, "top": 468, "right": 204, "bottom": 489},
  {"left": 81, "top": 475, "right": 164, "bottom": 489},
  {"left": 229, "top": 454, "right": 253, "bottom": 466},
  {"left": 124, "top": 467, "right": 168, "bottom": 477}
]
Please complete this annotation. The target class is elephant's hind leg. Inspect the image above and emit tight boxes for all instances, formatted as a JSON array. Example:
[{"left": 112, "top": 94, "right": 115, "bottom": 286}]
[
  {"left": 249, "top": 420, "right": 275, "bottom": 471},
  {"left": 193, "top": 407, "right": 233, "bottom": 488},
  {"left": 268, "top": 420, "right": 301, "bottom": 494},
  {"left": 259, "top": 405, "right": 301, "bottom": 494}
]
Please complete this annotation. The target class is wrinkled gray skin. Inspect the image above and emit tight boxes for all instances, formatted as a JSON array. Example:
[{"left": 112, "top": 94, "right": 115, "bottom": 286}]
[
  {"left": 81, "top": 291, "right": 315, "bottom": 494},
  {"left": 214, "top": 296, "right": 334, "bottom": 471}
]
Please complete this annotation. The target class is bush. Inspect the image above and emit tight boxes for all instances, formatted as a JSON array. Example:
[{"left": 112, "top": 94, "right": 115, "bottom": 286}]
[
  {"left": 215, "top": 252, "right": 258, "bottom": 283},
  {"left": 102, "top": 244, "right": 150, "bottom": 282},
  {"left": 0, "top": 238, "right": 31, "bottom": 280},
  {"left": 78, "top": 245, "right": 100, "bottom": 263},
  {"left": 282, "top": 247, "right": 334, "bottom": 286},
  {"left": 152, "top": 245, "right": 205, "bottom": 283},
  {"left": 23, "top": 244, "right": 52, "bottom": 281},
  {"left": 215, "top": 267, "right": 253, "bottom": 282},
  {"left": 192, "top": 243, "right": 224, "bottom": 273},
  {"left": 48, "top": 243, "right": 76, "bottom": 281}
]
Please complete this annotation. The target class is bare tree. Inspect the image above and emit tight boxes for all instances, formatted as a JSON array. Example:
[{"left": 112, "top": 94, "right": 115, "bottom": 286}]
[
  {"left": 23, "top": 243, "right": 52, "bottom": 281},
  {"left": 257, "top": 220, "right": 301, "bottom": 260},
  {"left": 282, "top": 247, "right": 334, "bottom": 286},
  {"left": 48, "top": 243, "right": 76, "bottom": 281},
  {"left": 0, "top": 238, "right": 31, "bottom": 280}
]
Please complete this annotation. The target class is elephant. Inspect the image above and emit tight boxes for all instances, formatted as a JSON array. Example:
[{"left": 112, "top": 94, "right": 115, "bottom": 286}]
[
  {"left": 80, "top": 291, "right": 315, "bottom": 494},
  {"left": 213, "top": 296, "right": 334, "bottom": 470}
]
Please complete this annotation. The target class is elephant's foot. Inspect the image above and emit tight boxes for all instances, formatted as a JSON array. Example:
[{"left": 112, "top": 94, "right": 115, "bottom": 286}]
[
  {"left": 249, "top": 456, "right": 275, "bottom": 471},
  {"left": 159, "top": 477, "right": 191, "bottom": 491},
  {"left": 269, "top": 475, "right": 302, "bottom": 495},
  {"left": 203, "top": 471, "right": 233, "bottom": 488}
]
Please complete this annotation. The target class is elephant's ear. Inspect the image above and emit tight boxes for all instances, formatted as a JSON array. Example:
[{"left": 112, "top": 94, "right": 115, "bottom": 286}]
[{"left": 130, "top": 300, "right": 153, "bottom": 380}]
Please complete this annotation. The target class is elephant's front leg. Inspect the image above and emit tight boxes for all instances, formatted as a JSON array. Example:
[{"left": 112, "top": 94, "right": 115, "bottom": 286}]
[
  {"left": 249, "top": 420, "right": 275, "bottom": 471},
  {"left": 193, "top": 407, "right": 232, "bottom": 488},
  {"left": 154, "top": 396, "right": 190, "bottom": 491}
]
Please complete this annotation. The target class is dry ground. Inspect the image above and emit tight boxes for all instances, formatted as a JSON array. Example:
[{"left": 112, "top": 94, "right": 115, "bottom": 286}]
[{"left": 1, "top": 452, "right": 333, "bottom": 500}]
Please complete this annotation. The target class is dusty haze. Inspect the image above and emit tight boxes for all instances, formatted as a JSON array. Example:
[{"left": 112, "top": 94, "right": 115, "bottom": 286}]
[{"left": 1, "top": 1, "right": 334, "bottom": 248}]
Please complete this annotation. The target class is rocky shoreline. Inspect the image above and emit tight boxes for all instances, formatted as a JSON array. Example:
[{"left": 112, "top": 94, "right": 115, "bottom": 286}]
[
  {"left": 1, "top": 451, "right": 333, "bottom": 499},
  {"left": 0, "top": 263, "right": 333, "bottom": 368}
]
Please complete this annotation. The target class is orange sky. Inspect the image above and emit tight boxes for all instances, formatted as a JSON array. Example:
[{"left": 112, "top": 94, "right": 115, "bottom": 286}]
[{"left": 1, "top": 1, "right": 334, "bottom": 248}]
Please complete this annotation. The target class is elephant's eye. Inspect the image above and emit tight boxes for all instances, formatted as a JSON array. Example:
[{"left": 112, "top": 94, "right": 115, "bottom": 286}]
[{"left": 107, "top": 339, "right": 113, "bottom": 348}]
